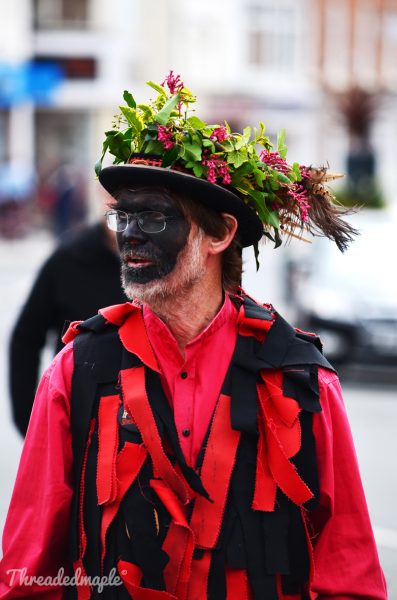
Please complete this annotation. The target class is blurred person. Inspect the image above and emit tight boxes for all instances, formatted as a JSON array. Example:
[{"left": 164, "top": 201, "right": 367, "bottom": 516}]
[
  {"left": 36, "top": 162, "right": 88, "bottom": 236},
  {"left": 9, "top": 217, "right": 127, "bottom": 436},
  {"left": 0, "top": 158, "right": 36, "bottom": 239},
  {"left": 0, "top": 74, "right": 386, "bottom": 599}
]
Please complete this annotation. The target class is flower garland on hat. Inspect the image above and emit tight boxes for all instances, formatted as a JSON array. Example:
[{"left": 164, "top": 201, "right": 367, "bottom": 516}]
[{"left": 96, "top": 71, "right": 357, "bottom": 252}]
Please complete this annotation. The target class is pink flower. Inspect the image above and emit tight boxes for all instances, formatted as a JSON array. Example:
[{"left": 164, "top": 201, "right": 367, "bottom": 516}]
[
  {"left": 259, "top": 150, "right": 290, "bottom": 175},
  {"left": 162, "top": 70, "right": 184, "bottom": 95},
  {"left": 202, "top": 154, "right": 231, "bottom": 185},
  {"left": 210, "top": 126, "right": 228, "bottom": 142},
  {"left": 288, "top": 184, "right": 311, "bottom": 223},
  {"left": 157, "top": 126, "right": 174, "bottom": 150}
]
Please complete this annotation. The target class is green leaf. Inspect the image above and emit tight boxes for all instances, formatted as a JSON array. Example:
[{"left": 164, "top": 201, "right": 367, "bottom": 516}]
[
  {"left": 146, "top": 80, "right": 167, "bottom": 96},
  {"left": 274, "top": 228, "right": 282, "bottom": 248},
  {"left": 192, "top": 163, "right": 204, "bottom": 177},
  {"left": 268, "top": 210, "right": 280, "bottom": 229},
  {"left": 154, "top": 94, "right": 180, "bottom": 126},
  {"left": 187, "top": 116, "right": 207, "bottom": 130},
  {"left": 247, "top": 189, "right": 277, "bottom": 227},
  {"left": 182, "top": 142, "right": 202, "bottom": 162},
  {"left": 235, "top": 126, "right": 251, "bottom": 150},
  {"left": 138, "top": 104, "right": 154, "bottom": 122},
  {"left": 253, "top": 168, "right": 266, "bottom": 187},
  {"left": 119, "top": 106, "right": 144, "bottom": 133},
  {"left": 275, "top": 171, "right": 292, "bottom": 185},
  {"left": 253, "top": 242, "right": 260, "bottom": 271},
  {"left": 107, "top": 131, "right": 131, "bottom": 161},
  {"left": 162, "top": 145, "right": 179, "bottom": 167},
  {"left": 277, "top": 128, "right": 288, "bottom": 159},
  {"left": 227, "top": 149, "right": 247, "bottom": 168},
  {"left": 202, "top": 139, "right": 216, "bottom": 152},
  {"left": 291, "top": 162, "right": 302, "bottom": 182},
  {"left": 123, "top": 90, "right": 136, "bottom": 108},
  {"left": 144, "top": 140, "right": 164, "bottom": 154}
]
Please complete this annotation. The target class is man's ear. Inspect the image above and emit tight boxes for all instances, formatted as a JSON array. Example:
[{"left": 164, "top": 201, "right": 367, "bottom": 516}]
[{"left": 207, "top": 213, "right": 238, "bottom": 256}]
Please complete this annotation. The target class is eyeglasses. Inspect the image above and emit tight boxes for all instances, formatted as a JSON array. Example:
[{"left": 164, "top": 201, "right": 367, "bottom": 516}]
[{"left": 105, "top": 209, "right": 180, "bottom": 234}]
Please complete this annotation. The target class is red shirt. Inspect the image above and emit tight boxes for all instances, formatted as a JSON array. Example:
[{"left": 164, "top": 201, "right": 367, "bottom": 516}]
[
  {"left": 143, "top": 295, "right": 238, "bottom": 466},
  {"left": 0, "top": 299, "right": 386, "bottom": 599}
]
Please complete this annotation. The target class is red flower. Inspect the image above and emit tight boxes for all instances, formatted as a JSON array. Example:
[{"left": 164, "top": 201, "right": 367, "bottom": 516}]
[
  {"left": 259, "top": 150, "right": 290, "bottom": 175},
  {"left": 288, "top": 184, "right": 310, "bottom": 223},
  {"left": 202, "top": 155, "right": 231, "bottom": 185},
  {"left": 162, "top": 70, "right": 184, "bottom": 95},
  {"left": 157, "top": 126, "right": 174, "bottom": 150},
  {"left": 210, "top": 126, "right": 228, "bottom": 143}
]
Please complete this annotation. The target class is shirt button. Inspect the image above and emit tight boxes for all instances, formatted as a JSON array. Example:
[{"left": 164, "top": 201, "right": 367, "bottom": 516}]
[
  {"left": 182, "top": 429, "right": 190, "bottom": 437},
  {"left": 180, "top": 371, "right": 188, "bottom": 379}
]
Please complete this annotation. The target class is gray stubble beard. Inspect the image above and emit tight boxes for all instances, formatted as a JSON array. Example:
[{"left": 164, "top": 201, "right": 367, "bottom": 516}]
[{"left": 121, "top": 228, "right": 206, "bottom": 306}]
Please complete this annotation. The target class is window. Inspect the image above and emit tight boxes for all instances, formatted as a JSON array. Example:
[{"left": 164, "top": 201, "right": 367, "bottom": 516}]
[
  {"left": 247, "top": 1, "right": 302, "bottom": 71},
  {"left": 33, "top": 0, "right": 89, "bottom": 30}
]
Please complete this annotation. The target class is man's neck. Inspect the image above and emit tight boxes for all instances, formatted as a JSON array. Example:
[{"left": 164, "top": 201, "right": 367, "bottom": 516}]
[{"left": 145, "top": 277, "right": 224, "bottom": 354}]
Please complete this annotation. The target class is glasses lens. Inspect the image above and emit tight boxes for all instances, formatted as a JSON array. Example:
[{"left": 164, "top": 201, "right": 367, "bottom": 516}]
[
  {"left": 106, "top": 210, "right": 127, "bottom": 232},
  {"left": 138, "top": 211, "right": 166, "bottom": 233}
]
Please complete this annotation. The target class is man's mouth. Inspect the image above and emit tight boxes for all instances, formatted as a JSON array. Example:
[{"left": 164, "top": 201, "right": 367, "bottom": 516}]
[{"left": 124, "top": 256, "right": 155, "bottom": 268}]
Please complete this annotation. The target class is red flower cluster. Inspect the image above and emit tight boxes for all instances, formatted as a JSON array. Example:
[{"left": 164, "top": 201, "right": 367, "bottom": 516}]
[
  {"left": 162, "top": 70, "right": 184, "bottom": 95},
  {"left": 157, "top": 126, "right": 174, "bottom": 149},
  {"left": 202, "top": 155, "right": 231, "bottom": 185},
  {"left": 259, "top": 150, "right": 290, "bottom": 175},
  {"left": 210, "top": 126, "right": 228, "bottom": 143},
  {"left": 288, "top": 185, "right": 310, "bottom": 222}
]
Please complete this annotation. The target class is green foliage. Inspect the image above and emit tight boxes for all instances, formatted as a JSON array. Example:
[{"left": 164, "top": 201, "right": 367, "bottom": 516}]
[{"left": 96, "top": 74, "right": 315, "bottom": 245}]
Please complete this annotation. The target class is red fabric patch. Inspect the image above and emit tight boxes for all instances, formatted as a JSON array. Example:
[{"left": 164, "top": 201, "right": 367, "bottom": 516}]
[
  {"left": 226, "top": 568, "right": 252, "bottom": 600},
  {"left": 236, "top": 302, "right": 275, "bottom": 342},
  {"left": 190, "top": 394, "right": 240, "bottom": 549},
  {"left": 100, "top": 442, "right": 147, "bottom": 567},
  {"left": 253, "top": 374, "right": 313, "bottom": 510},
  {"left": 74, "top": 418, "right": 95, "bottom": 599},
  {"left": 151, "top": 480, "right": 194, "bottom": 600},
  {"left": 121, "top": 366, "right": 193, "bottom": 505},
  {"left": 118, "top": 309, "right": 160, "bottom": 373},
  {"left": 62, "top": 320, "right": 83, "bottom": 345},
  {"left": 187, "top": 551, "right": 212, "bottom": 600},
  {"left": 118, "top": 560, "right": 177, "bottom": 599},
  {"left": 97, "top": 395, "right": 120, "bottom": 505},
  {"left": 99, "top": 302, "right": 136, "bottom": 325}
]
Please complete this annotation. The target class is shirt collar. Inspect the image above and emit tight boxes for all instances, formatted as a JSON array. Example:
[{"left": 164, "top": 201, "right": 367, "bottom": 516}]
[{"left": 143, "top": 294, "right": 238, "bottom": 352}]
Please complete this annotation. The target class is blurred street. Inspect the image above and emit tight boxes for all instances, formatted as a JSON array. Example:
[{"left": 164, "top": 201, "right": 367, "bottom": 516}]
[{"left": 0, "top": 232, "right": 396, "bottom": 594}]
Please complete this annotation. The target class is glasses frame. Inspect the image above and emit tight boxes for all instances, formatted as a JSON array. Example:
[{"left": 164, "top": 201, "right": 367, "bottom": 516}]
[{"left": 105, "top": 209, "right": 179, "bottom": 234}]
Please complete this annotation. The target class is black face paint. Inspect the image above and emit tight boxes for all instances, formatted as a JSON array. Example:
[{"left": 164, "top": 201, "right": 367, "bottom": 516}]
[{"left": 115, "top": 187, "right": 190, "bottom": 284}]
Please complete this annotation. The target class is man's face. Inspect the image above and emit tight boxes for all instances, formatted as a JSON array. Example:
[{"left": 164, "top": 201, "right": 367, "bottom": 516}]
[
  {"left": 113, "top": 187, "right": 206, "bottom": 303},
  {"left": 115, "top": 187, "right": 191, "bottom": 285}
]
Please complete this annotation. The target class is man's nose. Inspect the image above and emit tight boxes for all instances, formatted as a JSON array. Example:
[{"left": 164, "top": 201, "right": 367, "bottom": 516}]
[{"left": 121, "top": 217, "right": 148, "bottom": 244}]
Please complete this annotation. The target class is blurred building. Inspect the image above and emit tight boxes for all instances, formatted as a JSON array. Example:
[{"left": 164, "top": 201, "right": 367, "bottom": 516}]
[{"left": 1, "top": 0, "right": 397, "bottom": 213}]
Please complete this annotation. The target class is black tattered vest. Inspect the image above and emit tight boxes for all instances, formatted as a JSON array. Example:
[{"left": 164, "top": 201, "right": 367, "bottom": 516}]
[{"left": 66, "top": 296, "right": 335, "bottom": 600}]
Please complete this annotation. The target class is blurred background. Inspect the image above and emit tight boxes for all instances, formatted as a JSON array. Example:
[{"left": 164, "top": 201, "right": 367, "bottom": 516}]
[{"left": 1, "top": 0, "right": 396, "bottom": 593}]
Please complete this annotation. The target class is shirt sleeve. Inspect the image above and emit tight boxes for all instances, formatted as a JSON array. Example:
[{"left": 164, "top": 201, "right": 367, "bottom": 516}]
[
  {"left": 310, "top": 369, "right": 387, "bottom": 599},
  {"left": 0, "top": 345, "right": 74, "bottom": 599}
]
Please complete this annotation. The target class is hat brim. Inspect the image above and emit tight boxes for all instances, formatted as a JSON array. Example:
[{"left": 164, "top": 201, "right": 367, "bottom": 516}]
[{"left": 99, "top": 164, "right": 263, "bottom": 247}]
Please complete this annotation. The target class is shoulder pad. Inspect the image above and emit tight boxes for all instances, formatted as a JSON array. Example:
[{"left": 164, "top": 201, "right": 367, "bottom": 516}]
[
  {"left": 243, "top": 295, "right": 274, "bottom": 321},
  {"left": 294, "top": 327, "right": 324, "bottom": 353},
  {"left": 62, "top": 313, "right": 109, "bottom": 345}
]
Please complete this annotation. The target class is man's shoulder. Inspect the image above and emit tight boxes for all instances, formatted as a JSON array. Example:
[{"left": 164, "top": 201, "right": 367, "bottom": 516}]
[{"left": 62, "top": 302, "right": 136, "bottom": 345}]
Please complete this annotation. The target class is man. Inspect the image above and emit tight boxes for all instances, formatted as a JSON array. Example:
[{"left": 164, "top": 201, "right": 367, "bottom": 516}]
[
  {"left": 0, "top": 74, "right": 386, "bottom": 599},
  {"left": 9, "top": 219, "right": 126, "bottom": 436}
]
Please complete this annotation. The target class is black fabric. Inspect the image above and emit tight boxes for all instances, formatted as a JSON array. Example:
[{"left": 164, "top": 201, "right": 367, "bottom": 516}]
[
  {"left": 68, "top": 294, "right": 332, "bottom": 599},
  {"left": 145, "top": 368, "right": 211, "bottom": 500},
  {"left": 283, "top": 365, "right": 322, "bottom": 413},
  {"left": 9, "top": 223, "right": 126, "bottom": 436}
]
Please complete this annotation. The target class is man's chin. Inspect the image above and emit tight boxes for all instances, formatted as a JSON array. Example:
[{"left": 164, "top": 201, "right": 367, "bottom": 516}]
[{"left": 121, "top": 274, "right": 171, "bottom": 303}]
